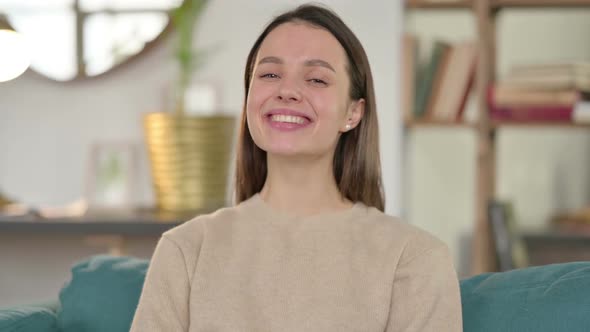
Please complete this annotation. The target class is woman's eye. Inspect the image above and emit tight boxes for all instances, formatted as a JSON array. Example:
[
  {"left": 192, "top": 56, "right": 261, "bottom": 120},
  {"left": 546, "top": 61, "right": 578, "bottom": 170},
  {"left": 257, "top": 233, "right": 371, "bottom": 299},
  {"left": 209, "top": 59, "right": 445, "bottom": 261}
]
[
  {"left": 260, "top": 73, "right": 279, "bottom": 79},
  {"left": 309, "top": 78, "right": 328, "bottom": 86}
]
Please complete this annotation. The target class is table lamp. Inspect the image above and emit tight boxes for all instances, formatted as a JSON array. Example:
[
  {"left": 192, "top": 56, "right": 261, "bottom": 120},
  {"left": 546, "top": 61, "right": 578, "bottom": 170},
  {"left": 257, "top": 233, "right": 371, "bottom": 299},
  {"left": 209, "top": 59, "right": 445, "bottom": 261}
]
[{"left": 0, "top": 15, "right": 30, "bottom": 82}]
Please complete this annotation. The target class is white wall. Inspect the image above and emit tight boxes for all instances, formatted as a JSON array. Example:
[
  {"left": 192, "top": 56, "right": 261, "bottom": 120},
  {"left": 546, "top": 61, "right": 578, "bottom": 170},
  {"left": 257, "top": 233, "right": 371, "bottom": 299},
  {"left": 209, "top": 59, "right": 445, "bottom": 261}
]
[
  {"left": 405, "top": 9, "right": 590, "bottom": 276},
  {"left": 0, "top": 0, "right": 402, "bottom": 307},
  {"left": 0, "top": 0, "right": 402, "bottom": 213}
]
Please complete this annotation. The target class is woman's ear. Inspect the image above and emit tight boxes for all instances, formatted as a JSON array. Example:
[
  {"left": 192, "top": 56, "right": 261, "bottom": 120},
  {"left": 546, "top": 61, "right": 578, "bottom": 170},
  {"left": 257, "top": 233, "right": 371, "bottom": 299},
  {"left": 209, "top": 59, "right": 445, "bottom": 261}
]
[{"left": 341, "top": 98, "right": 365, "bottom": 132}]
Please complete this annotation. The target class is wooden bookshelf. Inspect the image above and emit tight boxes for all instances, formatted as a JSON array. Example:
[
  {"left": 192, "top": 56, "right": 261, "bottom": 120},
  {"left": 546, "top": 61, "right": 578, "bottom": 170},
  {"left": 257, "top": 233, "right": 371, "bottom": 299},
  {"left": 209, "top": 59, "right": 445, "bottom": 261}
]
[
  {"left": 406, "top": 0, "right": 590, "bottom": 10},
  {"left": 406, "top": 0, "right": 472, "bottom": 9},
  {"left": 404, "top": 0, "right": 590, "bottom": 275},
  {"left": 404, "top": 120, "right": 590, "bottom": 130},
  {"left": 493, "top": 122, "right": 590, "bottom": 129},
  {"left": 406, "top": 121, "right": 590, "bottom": 129},
  {"left": 405, "top": 120, "right": 476, "bottom": 128},
  {"left": 407, "top": 0, "right": 590, "bottom": 9},
  {"left": 493, "top": 0, "right": 590, "bottom": 8}
]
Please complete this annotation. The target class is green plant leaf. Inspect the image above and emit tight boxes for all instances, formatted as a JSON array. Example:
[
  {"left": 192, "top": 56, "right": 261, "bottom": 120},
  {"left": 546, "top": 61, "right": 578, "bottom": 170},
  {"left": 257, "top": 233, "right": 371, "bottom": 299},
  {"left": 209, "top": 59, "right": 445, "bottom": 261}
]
[{"left": 171, "top": 0, "right": 210, "bottom": 114}]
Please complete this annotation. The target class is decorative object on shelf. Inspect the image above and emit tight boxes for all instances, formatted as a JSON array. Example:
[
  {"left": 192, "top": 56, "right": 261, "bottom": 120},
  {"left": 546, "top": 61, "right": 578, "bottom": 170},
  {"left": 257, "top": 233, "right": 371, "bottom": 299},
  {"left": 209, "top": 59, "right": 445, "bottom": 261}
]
[
  {"left": 573, "top": 100, "right": 590, "bottom": 123},
  {"left": 143, "top": 0, "right": 235, "bottom": 214},
  {"left": 0, "top": 189, "right": 88, "bottom": 219},
  {"left": 85, "top": 142, "right": 139, "bottom": 211},
  {"left": 488, "top": 200, "right": 529, "bottom": 271},
  {"left": 0, "top": 191, "right": 15, "bottom": 210},
  {"left": 144, "top": 113, "right": 234, "bottom": 212}
]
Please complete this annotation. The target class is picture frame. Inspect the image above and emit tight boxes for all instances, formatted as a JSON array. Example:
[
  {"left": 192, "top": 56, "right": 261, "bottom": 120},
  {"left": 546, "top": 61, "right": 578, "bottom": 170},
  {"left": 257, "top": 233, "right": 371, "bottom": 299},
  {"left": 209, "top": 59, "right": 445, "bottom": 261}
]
[{"left": 85, "top": 141, "right": 138, "bottom": 210}]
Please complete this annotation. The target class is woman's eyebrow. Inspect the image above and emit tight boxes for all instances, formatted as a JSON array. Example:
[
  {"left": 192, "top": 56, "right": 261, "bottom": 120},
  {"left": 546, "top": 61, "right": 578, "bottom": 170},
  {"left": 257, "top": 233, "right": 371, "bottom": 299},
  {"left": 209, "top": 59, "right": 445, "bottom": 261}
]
[
  {"left": 257, "top": 56, "right": 336, "bottom": 73},
  {"left": 258, "top": 56, "right": 282, "bottom": 65},
  {"left": 304, "top": 59, "right": 335, "bottom": 73}
]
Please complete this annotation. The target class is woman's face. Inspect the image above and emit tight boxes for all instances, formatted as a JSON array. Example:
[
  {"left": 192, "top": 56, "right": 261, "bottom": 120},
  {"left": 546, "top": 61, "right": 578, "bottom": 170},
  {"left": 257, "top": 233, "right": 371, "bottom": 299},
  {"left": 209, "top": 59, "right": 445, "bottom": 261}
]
[{"left": 246, "top": 22, "right": 362, "bottom": 158}]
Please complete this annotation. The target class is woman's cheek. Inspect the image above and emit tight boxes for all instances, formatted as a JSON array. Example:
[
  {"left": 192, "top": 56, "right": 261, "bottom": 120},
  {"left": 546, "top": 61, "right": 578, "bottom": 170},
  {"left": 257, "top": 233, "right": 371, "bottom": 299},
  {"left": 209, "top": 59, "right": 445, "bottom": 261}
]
[{"left": 247, "top": 85, "right": 267, "bottom": 112}]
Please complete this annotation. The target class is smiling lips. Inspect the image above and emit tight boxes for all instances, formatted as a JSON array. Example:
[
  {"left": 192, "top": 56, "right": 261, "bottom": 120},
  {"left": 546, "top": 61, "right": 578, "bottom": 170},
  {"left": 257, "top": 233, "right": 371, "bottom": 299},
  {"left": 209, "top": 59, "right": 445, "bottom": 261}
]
[{"left": 265, "top": 109, "right": 312, "bottom": 131}]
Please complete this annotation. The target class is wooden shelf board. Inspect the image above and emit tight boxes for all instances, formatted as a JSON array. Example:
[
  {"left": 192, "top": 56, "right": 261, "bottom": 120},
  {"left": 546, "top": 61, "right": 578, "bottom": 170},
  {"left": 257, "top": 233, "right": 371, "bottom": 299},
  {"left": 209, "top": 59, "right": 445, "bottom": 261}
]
[
  {"left": 405, "top": 119, "right": 475, "bottom": 128},
  {"left": 405, "top": 120, "right": 590, "bottom": 129},
  {"left": 407, "top": 0, "right": 590, "bottom": 9},
  {"left": 492, "top": 121, "right": 590, "bottom": 128},
  {"left": 406, "top": 0, "right": 472, "bottom": 9},
  {"left": 493, "top": 0, "right": 590, "bottom": 8}
]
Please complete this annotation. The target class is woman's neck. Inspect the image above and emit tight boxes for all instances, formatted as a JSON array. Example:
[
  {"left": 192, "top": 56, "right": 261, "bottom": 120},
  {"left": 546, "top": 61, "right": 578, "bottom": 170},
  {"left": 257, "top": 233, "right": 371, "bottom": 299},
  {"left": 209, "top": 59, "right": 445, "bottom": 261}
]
[{"left": 260, "top": 154, "right": 353, "bottom": 217}]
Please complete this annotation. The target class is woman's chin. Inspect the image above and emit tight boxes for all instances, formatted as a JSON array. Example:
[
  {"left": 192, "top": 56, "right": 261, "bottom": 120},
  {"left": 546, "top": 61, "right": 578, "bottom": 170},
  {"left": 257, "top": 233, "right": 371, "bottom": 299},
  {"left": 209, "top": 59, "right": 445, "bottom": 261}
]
[{"left": 265, "top": 147, "right": 303, "bottom": 157}]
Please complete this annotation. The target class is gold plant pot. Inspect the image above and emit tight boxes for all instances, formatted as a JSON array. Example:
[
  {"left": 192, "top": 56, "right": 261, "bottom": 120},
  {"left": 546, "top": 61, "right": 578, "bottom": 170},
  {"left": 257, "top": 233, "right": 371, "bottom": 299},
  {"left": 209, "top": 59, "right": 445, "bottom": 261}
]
[{"left": 144, "top": 113, "right": 235, "bottom": 214}]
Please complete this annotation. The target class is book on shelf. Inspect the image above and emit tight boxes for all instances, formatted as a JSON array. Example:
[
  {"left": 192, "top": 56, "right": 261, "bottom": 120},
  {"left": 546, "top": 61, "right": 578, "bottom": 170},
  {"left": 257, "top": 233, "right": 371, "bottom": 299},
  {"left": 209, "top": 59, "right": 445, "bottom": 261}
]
[
  {"left": 490, "top": 85, "right": 579, "bottom": 108},
  {"left": 425, "top": 41, "right": 477, "bottom": 122},
  {"left": 408, "top": 38, "right": 476, "bottom": 124},
  {"left": 423, "top": 42, "right": 453, "bottom": 120},
  {"left": 413, "top": 40, "right": 451, "bottom": 119},
  {"left": 489, "top": 105, "right": 573, "bottom": 122},
  {"left": 487, "top": 85, "right": 575, "bottom": 122},
  {"left": 510, "top": 61, "right": 590, "bottom": 77},
  {"left": 502, "top": 61, "right": 590, "bottom": 92},
  {"left": 552, "top": 205, "right": 590, "bottom": 233},
  {"left": 402, "top": 34, "right": 418, "bottom": 124},
  {"left": 489, "top": 60, "right": 590, "bottom": 123}
]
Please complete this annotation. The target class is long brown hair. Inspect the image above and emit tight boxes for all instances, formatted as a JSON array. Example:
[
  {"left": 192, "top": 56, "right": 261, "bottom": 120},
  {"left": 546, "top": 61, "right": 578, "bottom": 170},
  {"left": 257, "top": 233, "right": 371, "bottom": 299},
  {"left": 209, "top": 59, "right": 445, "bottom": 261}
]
[{"left": 234, "top": 4, "right": 384, "bottom": 211}]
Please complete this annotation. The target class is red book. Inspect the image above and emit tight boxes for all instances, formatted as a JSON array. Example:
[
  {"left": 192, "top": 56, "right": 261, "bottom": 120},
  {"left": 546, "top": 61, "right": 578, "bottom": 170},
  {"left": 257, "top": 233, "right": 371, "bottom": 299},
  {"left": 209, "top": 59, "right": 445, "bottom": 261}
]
[
  {"left": 487, "top": 85, "right": 573, "bottom": 122},
  {"left": 490, "top": 106, "right": 573, "bottom": 122}
]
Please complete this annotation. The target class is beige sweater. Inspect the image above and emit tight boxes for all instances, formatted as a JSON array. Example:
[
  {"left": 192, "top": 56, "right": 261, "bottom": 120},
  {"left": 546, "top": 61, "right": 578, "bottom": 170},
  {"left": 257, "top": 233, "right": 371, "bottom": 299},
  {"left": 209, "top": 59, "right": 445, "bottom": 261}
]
[{"left": 131, "top": 194, "right": 463, "bottom": 331}]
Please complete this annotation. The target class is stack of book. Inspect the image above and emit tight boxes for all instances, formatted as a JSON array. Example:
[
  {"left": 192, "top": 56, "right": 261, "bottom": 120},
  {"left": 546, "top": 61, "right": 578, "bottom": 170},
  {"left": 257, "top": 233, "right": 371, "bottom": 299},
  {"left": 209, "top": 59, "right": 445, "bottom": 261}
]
[
  {"left": 489, "top": 62, "right": 590, "bottom": 123},
  {"left": 402, "top": 35, "right": 478, "bottom": 124},
  {"left": 552, "top": 205, "right": 590, "bottom": 233}
]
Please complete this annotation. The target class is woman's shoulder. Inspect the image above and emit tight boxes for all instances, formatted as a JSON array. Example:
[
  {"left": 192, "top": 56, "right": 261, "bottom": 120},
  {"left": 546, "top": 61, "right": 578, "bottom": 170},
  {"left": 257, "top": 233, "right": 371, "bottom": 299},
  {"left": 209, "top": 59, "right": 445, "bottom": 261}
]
[
  {"left": 160, "top": 202, "right": 247, "bottom": 249},
  {"left": 358, "top": 205, "right": 450, "bottom": 260}
]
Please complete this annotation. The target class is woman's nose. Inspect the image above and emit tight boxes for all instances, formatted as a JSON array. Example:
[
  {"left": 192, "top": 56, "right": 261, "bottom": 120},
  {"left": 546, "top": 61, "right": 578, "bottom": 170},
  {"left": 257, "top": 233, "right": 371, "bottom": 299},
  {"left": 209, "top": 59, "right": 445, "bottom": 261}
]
[{"left": 276, "top": 77, "right": 302, "bottom": 103}]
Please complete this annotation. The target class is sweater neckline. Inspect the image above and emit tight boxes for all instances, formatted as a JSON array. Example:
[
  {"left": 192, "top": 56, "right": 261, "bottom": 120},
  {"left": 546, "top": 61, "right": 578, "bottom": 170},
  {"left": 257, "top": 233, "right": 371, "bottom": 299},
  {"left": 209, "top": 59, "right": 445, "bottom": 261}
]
[{"left": 245, "top": 192, "right": 366, "bottom": 223}]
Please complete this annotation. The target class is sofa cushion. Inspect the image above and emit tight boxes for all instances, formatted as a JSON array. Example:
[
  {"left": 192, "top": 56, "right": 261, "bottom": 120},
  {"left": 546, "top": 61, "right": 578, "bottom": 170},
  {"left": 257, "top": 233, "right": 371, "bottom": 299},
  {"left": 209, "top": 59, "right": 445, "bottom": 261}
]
[
  {"left": 57, "top": 255, "right": 148, "bottom": 332},
  {"left": 0, "top": 305, "right": 59, "bottom": 332},
  {"left": 461, "top": 261, "right": 590, "bottom": 332}
]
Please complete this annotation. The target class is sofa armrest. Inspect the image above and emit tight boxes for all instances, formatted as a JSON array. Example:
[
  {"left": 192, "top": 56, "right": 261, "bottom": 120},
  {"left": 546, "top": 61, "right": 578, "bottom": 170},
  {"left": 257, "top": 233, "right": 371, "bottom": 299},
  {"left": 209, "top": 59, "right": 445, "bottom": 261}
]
[
  {"left": 461, "top": 261, "right": 590, "bottom": 332},
  {"left": 0, "top": 303, "right": 59, "bottom": 332},
  {"left": 57, "top": 255, "right": 148, "bottom": 332}
]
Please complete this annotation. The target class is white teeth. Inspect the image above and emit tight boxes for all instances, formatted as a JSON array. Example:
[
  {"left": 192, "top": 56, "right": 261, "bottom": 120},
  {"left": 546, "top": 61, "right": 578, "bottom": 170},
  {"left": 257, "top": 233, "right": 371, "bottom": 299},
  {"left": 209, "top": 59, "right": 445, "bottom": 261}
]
[{"left": 270, "top": 114, "right": 306, "bottom": 124}]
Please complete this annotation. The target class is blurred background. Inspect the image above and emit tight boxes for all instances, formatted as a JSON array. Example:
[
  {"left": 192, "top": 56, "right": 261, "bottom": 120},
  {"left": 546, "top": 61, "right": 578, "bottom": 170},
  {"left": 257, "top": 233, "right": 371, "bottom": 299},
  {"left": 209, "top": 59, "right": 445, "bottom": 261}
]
[
  {"left": 0, "top": 0, "right": 400, "bottom": 307},
  {"left": 1, "top": 0, "right": 590, "bottom": 310}
]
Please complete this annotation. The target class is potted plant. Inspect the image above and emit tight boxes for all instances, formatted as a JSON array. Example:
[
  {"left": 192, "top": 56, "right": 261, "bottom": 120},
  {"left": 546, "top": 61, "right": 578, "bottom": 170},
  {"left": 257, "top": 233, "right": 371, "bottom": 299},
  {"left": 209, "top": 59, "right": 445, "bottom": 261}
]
[{"left": 143, "top": 0, "right": 235, "bottom": 214}]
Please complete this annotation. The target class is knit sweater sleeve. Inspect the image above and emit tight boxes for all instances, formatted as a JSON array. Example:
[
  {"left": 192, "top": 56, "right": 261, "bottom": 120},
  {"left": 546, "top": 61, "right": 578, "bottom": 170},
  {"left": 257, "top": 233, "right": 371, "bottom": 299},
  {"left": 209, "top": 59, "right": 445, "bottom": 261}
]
[
  {"left": 130, "top": 235, "right": 191, "bottom": 331},
  {"left": 385, "top": 243, "right": 463, "bottom": 332}
]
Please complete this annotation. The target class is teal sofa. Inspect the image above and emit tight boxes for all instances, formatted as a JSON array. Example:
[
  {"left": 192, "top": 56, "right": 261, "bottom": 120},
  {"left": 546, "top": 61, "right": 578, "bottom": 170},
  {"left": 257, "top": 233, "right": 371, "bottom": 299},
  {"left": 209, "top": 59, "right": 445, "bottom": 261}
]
[{"left": 1, "top": 255, "right": 590, "bottom": 332}]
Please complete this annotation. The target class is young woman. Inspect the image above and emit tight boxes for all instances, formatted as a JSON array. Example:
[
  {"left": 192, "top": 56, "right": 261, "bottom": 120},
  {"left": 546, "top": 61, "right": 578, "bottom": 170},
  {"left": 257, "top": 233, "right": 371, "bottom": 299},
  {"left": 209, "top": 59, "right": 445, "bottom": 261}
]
[{"left": 131, "top": 4, "right": 462, "bottom": 331}]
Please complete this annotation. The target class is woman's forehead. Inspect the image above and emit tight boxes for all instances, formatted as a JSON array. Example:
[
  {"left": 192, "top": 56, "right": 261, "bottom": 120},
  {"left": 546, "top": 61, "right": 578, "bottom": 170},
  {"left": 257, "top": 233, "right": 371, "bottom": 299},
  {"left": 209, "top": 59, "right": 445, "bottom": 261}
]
[{"left": 256, "top": 22, "right": 347, "bottom": 69}]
